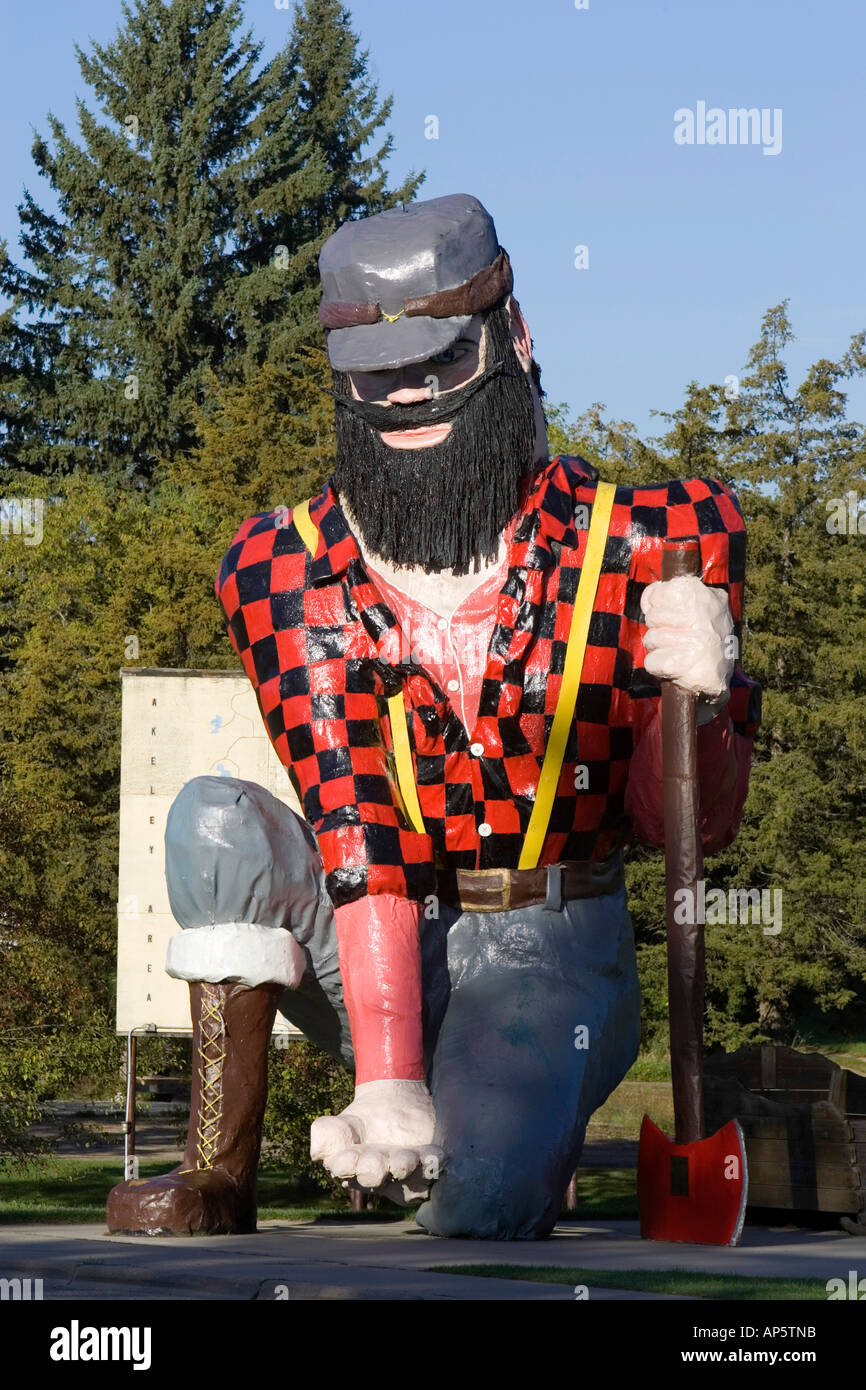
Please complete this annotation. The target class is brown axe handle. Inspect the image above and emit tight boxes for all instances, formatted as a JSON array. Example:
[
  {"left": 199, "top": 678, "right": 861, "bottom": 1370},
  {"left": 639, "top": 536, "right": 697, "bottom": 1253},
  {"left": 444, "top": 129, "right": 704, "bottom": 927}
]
[{"left": 661, "top": 541, "right": 705, "bottom": 1146}]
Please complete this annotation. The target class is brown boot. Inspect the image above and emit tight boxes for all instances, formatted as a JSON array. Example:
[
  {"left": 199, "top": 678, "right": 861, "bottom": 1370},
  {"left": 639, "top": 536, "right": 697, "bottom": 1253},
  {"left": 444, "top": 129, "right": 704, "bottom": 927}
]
[{"left": 107, "top": 981, "right": 280, "bottom": 1235}]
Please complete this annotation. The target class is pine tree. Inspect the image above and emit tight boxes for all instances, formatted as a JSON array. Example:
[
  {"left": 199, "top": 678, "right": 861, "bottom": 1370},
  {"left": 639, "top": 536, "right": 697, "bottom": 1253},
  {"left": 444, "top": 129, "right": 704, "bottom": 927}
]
[
  {"left": 0, "top": 0, "right": 422, "bottom": 481},
  {"left": 0, "top": 247, "right": 43, "bottom": 478},
  {"left": 708, "top": 304, "right": 866, "bottom": 1040},
  {"left": 549, "top": 310, "right": 866, "bottom": 1046},
  {"left": 2, "top": 1, "right": 262, "bottom": 477},
  {"left": 229, "top": 0, "right": 424, "bottom": 376},
  {"left": 546, "top": 399, "right": 664, "bottom": 484},
  {"left": 169, "top": 346, "right": 335, "bottom": 524}
]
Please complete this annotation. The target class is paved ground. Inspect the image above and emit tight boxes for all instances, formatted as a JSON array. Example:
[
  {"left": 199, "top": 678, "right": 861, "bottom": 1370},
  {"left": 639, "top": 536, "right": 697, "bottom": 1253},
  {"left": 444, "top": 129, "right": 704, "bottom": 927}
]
[
  {"left": 17, "top": 1102, "right": 853, "bottom": 1301},
  {"left": 1, "top": 1217, "right": 863, "bottom": 1301}
]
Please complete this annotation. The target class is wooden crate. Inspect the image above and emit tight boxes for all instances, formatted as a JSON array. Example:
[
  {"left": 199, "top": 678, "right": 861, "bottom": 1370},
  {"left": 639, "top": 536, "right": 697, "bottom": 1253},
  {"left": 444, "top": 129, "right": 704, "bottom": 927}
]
[{"left": 703, "top": 1045, "right": 865, "bottom": 1216}]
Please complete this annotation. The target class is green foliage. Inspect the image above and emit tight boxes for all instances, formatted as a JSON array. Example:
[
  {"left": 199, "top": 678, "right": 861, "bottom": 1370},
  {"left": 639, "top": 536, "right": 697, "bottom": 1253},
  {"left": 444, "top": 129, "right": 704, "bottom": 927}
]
[
  {"left": 0, "top": 0, "right": 863, "bottom": 1167},
  {"left": 1, "top": 0, "right": 422, "bottom": 479},
  {"left": 263, "top": 1041, "right": 354, "bottom": 1194},
  {"left": 0, "top": 1025, "right": 121, "bottom": 1162},
  {"left": 0, "top": 1157, "right": 352, "bottom": 1222},
  {"left": 555, "top": 306, "right": 866, "bottom": 1047},
  {"left": 0, "top": 0, "right": 410, "bottom": 1158},
  {"left": 545, "top": 400, "right": 664, "bottom": 485},
  {"left": 169, "top": 348, "right": 336, "bottom": 521},
  {"left": 0, "top": 368, "right": 335, "bottom": 1152}
]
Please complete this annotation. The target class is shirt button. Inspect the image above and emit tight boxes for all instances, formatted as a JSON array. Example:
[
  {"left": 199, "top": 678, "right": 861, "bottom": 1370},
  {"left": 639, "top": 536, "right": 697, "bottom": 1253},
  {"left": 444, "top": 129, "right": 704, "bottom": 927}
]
[
  {"left": 447, "top": 678, "right": 460, "bottom": 692},
  {"left": 470, "top": 742, "right": 484, "bottom": 757},
  {"left": 437, "top": 617, "right": 448, "bottom": 631},
  {"left": 478, "top": 822, "right": 492, "bottom": 837}
]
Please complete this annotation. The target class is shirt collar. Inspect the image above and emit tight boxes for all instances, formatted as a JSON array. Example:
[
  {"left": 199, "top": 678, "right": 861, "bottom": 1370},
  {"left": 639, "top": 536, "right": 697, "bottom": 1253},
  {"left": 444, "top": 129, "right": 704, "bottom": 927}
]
[{"left": 511, "top": 454, "right": 600, "bottom": 569}]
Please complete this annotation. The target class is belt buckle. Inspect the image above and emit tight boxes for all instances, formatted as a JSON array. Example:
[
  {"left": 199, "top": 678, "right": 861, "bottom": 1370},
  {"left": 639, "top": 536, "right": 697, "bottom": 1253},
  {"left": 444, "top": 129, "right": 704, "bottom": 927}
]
[
  {"left": 462, "top": 869, "right": 511, "bottom": 913},
  {"left": 484, "top": 869, "right": 511, "bottom": 912}
]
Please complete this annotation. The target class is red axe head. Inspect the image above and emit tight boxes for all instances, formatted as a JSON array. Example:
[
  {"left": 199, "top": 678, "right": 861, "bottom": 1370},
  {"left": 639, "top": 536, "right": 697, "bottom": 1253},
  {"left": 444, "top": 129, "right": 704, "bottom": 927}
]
[{"left": 638, "top": 1114, "right": 748, "bottom": 1246}]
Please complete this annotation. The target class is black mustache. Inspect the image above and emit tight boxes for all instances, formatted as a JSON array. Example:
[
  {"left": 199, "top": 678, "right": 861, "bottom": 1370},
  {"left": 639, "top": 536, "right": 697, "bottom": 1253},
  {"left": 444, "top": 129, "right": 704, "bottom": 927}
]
[{"left": 324, "top": 358, "right": 515, "bottom": 431}]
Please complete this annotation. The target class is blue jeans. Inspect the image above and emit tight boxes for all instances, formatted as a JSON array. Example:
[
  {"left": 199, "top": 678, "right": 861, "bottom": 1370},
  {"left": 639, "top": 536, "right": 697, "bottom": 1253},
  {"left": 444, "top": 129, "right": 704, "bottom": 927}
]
[
  {"left": 166, "top": 776, "right": 641, "bottom": 1239},
  {"left": 418, "top": 888, "right": 641, "bottom": 1237}
]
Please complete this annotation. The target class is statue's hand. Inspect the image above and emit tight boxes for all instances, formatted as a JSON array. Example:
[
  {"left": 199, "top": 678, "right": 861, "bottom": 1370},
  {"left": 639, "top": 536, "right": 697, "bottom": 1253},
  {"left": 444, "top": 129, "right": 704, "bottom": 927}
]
[
  {"left": 310, "top": 1079, "right": 443, "bottom": 1205},
  {"left": 640, "top": 574, "right": 735, "bottom": 700}
]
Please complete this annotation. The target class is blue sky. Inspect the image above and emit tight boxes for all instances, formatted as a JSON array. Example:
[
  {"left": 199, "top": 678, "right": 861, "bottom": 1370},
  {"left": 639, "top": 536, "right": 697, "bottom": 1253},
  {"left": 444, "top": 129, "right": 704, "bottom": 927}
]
[{"left": 2, "top": 0, "right": 864, "bottom": 440}]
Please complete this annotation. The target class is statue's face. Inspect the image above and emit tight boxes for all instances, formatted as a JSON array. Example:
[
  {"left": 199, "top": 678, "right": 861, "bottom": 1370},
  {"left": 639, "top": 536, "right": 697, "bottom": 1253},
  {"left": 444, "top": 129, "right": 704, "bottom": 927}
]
[
  {"left": 347, "top": 315, "right": 486, "bottom": 451},
  {"left": 330, "top": 304, "right": 538, "bottom": 575}
]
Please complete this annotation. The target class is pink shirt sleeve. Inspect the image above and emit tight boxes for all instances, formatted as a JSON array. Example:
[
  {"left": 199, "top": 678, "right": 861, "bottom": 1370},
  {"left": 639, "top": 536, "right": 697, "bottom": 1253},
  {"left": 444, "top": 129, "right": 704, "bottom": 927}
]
[{"left": 333, "top": 895, "right": 425, "bottom": 1083}]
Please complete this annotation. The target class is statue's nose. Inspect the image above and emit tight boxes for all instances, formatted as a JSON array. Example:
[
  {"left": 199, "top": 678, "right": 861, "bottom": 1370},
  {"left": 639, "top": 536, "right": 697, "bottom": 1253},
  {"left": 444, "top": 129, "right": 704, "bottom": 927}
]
[{"left": 387, "top": 385, "right": 433, "bottom": 405}]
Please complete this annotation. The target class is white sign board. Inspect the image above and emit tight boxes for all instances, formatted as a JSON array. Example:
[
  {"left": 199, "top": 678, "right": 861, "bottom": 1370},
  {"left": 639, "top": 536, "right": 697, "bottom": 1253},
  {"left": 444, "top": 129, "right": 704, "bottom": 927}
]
[{"left": 116, "top": 668, "right": 303, "bottom": 1035}]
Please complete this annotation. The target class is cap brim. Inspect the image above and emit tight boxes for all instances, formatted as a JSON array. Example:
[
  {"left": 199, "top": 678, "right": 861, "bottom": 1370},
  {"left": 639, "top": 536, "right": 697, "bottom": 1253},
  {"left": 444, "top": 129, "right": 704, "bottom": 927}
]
[{"left": 325, "top": 313, "right": 473, "bottom": 373}]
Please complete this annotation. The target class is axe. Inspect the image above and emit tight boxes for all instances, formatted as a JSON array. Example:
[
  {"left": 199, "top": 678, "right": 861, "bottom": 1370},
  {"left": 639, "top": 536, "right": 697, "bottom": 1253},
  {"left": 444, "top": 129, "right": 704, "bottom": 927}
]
[{"left": 636, "top": 540, "right": 748, "bottom": 1246}]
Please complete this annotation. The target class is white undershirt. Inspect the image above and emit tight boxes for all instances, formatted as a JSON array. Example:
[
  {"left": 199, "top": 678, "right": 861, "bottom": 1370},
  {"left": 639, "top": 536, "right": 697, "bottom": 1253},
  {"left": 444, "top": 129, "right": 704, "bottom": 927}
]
[{"left": 339, "top": 496, "right": 508, "bottom": 618}]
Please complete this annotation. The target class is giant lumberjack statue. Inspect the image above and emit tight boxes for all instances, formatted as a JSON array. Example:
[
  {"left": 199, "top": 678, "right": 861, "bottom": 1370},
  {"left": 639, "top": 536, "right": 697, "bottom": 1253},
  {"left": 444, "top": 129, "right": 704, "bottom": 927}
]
[{"left": 108, "top": 194, "right": 760, "bottom": 1240}]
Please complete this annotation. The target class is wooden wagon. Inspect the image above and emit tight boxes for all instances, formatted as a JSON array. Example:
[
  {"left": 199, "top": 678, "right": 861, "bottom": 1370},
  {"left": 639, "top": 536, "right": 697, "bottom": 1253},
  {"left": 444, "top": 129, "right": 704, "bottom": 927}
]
[{"left": 703, "top": 1045, "right": 866, "bottom": 1227}]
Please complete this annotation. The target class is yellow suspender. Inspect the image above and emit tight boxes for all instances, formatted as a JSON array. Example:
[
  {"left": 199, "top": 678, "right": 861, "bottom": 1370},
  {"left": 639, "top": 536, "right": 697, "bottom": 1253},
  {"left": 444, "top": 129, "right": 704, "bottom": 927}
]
[
  {"left": 293, "top": 483, "right": 616, "bottom": 855},
  {"left": 385, "top": 691, "right": 426, "bottom": 834},
  {"left": 517, "top": 480, "right": 617, "bottom": 868},
  {"left": 293, "top": 498, "right": 318, "bottom": 555}
]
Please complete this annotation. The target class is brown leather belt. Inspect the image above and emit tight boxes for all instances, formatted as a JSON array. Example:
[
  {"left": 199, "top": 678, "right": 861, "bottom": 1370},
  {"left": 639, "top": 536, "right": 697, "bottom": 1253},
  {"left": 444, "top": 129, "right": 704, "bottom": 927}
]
[{"left": 436, "top": 856, "right": 624, "bottom": 914}]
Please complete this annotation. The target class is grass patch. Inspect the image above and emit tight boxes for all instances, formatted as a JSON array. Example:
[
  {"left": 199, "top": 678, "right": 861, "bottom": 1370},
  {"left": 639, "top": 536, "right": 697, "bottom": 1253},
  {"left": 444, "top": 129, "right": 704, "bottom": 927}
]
[
  {"left": 561, "top": 1168, "right": 637, "bottom": 1218},
  {"left": 0, "top": 1158, "right": 639, "bottom": 1225},
  {"left": 588, "top": 1082, "right": 674, "bottom": 1140},
  {"left": 625, "top": 1055, "right": 672, "bottom": 1083},
  {"left": 257, "top": 1166, "right": 406, "bottom": 1223},
  {"left": 0, "top": 1158, "right": 407, "bottom": 1225},
  {"left": 428, "top": 1265, "right": 828, "bottom": 1300},
  {"left": 0, "top": 1158, "right": 131, "bottom": 1223},
  {"left": 812, "top": 1043, "right": 866, "bottom": 1075},
  {"left": 622, "top": 1039, "right": 866, "bottom": 1087}
]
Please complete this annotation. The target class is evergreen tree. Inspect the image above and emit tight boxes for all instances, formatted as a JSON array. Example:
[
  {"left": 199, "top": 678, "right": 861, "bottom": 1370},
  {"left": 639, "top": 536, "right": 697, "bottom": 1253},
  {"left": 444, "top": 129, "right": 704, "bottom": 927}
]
[
  {"left": 2, "top": 0, "right": 262, "bottom": 477},
  {"left": 709, "top": 305, "right": 866, "bottom": 1040},
  {"left": 231, "top": 0, "right": 424, "bottom": 375},
  {"left": 0, "top": 0, "right": 422, "bottom": 481},
  {"left": 546, "top": 399, "right": 663, "bottom": 484},
  {"left": 0, "top": 243, "right": 44, "bottom": 478},
  {"left": 549, "top": 310, "right": 866, "bottom": 1046},
  {"left": 169, "top": 346, "right": 335, "bottom": 524}
]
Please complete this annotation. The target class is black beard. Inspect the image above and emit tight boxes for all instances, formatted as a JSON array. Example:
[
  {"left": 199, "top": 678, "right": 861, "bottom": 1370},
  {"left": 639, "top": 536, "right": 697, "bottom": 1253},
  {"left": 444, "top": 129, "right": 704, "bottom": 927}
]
[{"left": 329, "top": 305, "right": 538, "bottom": 575}]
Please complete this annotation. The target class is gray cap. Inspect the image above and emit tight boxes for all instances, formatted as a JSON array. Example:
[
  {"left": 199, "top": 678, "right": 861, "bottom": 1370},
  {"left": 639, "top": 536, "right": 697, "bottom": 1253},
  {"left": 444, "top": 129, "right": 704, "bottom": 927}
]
[{"left": 318, "top": 193, "right": 511, "bottom": 372}]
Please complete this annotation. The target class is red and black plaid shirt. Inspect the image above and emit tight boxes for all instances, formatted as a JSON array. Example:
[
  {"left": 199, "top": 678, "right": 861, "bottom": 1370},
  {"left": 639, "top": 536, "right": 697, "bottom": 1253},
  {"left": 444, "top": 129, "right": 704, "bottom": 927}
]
[{"left": 216, "top": 456, "right": 761, "bottom": 908}]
